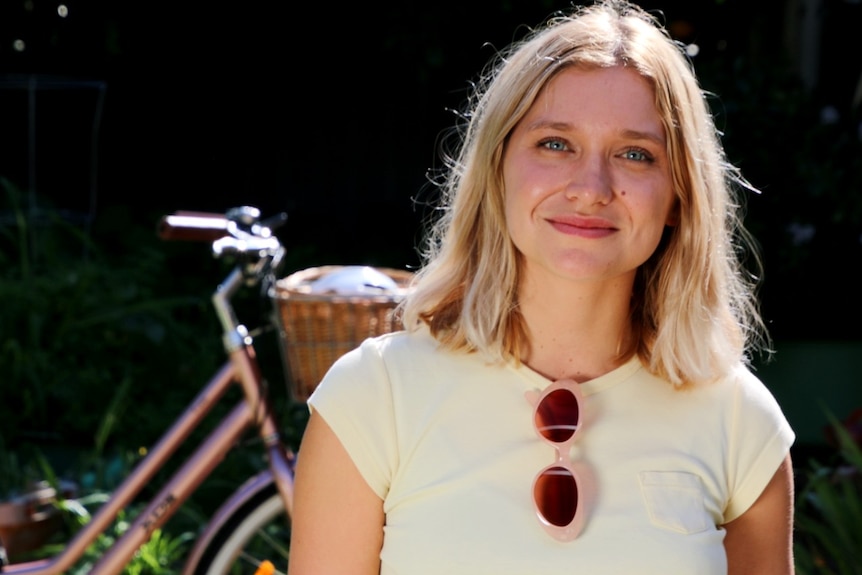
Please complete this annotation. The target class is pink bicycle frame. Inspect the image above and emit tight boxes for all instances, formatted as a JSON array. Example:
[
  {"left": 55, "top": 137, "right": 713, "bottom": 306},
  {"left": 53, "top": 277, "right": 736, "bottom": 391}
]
[{"left": 4, "top": 266, "right": 296, "bottom": 575}]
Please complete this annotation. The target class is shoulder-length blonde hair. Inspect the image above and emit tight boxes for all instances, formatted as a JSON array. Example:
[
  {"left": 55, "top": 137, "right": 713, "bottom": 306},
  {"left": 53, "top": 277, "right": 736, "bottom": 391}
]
[{"left": 400, "top": 0, "right": 769, "bottom": 386}]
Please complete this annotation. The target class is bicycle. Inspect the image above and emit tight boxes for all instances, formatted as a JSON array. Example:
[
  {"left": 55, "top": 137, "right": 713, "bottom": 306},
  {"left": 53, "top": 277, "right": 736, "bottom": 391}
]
[{"left": 2, "top": 206, "right": 300, "bottom": 575}]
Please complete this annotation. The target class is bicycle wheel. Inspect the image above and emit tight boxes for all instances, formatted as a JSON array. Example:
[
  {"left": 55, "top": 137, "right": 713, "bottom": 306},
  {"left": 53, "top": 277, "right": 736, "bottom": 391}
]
[{"left": 191, "top": 483, "right": 290, "bottom": 575}]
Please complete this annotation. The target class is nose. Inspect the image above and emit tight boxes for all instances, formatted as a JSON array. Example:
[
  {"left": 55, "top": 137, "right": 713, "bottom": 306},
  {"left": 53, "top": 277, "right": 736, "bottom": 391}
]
[{"left": 564, "top": 154, "right": 613, "bottom": 205}]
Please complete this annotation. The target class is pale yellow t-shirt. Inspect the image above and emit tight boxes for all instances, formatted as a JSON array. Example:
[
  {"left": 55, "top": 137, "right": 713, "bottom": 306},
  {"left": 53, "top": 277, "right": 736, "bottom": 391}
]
[{"left": 308, "top": 329, "right": 794, "bottom": 574}]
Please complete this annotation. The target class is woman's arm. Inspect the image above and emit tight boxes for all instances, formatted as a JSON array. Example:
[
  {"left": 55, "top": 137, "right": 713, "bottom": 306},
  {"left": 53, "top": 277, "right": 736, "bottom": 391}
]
[
  {"left": 723, "top": 453, "right": 795, "bottom": 575},
  {"left": 287, "top": 411, "right": 385, "bottom": 575}
]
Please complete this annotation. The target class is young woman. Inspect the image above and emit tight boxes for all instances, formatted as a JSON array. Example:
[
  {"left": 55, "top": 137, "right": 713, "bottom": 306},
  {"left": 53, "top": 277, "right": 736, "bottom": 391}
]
[{"left": 288, "top": 1, "right": 795, "bottom": 573}]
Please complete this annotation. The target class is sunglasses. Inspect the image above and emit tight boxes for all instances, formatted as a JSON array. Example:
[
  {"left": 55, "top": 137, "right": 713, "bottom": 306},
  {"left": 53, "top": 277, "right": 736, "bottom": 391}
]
[{"left": 531, "top": 378, "right": 586, "bottom": 541}]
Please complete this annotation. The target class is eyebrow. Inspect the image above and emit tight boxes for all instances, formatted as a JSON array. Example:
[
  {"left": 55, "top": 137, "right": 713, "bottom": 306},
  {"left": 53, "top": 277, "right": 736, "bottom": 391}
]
[
  {"left": 523, "top": 120, "right": 666, "bottom": 146},
  {"left": 620, "top": 129, "right": 666, "bottom": 146}
]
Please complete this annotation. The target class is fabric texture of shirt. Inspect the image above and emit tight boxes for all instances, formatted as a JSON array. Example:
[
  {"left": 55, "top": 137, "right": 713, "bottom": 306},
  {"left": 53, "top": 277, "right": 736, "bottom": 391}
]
[{"left": 307, "top": 328, "right": 795, "bottom": 574}]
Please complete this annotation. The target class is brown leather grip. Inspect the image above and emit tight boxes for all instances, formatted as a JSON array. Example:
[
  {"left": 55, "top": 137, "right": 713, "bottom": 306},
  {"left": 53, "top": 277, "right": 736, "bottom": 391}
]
[{"left": 157, "top": 212, "right": 230, "bottom": 242}]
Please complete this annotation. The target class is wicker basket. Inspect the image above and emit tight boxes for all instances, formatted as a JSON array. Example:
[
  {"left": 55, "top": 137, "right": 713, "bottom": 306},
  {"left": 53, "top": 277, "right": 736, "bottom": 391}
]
[{"left": 272, "top": 266, "right": 414, "bottom": 400}]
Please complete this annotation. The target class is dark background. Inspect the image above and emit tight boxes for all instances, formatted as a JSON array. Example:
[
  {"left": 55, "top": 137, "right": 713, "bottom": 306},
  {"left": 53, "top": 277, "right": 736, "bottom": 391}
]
[{"left": 1, "top": 0, "right": 858, "bottom": 278}]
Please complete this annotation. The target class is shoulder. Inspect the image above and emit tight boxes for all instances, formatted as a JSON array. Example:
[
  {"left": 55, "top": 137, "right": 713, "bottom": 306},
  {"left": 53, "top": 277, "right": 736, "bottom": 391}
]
[
  {"left": 311, "top": 328, "right": 461, "bottom": 401},
  {"left": 333, "top": 327, "right": 444, "bottom": 372},
  {"left": 631, "top": 361, "right": 792, "bottom": 436},
  {"left": 683, "top": 363, "right": 792, "bottom": 430},
  {"left": 721, "top": 363, "right": 789, "bottom": 417},
  {"left": 717, "top": 365, "right": 796, "bottom": 522},
  {"left": 313, "top": 326, "right": 511, "bottom": 416}
]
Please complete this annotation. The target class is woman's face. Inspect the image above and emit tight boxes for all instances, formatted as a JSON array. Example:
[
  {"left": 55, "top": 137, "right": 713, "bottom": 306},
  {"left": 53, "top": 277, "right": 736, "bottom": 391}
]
[{"left": 502, "top": 65, "right": 677, "bottom": 289}]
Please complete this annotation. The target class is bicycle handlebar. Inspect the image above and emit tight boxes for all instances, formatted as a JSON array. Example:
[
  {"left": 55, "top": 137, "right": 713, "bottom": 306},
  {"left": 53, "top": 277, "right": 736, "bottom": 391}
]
[
  {"left": 157, "top": 206, "right": 289, "bottom": 341},
  {"left": 157, "top": 207, "right": 288, "bottom": 254},
  {"left": 158, "top": 212, "right": 231, "bottom": 242}
]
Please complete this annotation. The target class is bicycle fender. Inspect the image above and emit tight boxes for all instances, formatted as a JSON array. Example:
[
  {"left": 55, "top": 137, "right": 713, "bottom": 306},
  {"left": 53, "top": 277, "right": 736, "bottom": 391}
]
[{"left": 181, "top": 470, "right": 277, "bottom": 575}]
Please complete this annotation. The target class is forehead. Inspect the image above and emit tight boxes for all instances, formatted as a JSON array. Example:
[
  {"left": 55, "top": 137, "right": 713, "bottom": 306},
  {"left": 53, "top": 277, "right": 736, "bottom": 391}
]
[{"left": 525, "top": 65, "right": 663, "bottom": 132}]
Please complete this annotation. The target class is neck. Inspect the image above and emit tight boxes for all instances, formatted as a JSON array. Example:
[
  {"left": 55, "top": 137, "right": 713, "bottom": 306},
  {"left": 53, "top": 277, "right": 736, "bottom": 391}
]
[{"left": 517, "top": 271, "right": 634, "bottom": 383}]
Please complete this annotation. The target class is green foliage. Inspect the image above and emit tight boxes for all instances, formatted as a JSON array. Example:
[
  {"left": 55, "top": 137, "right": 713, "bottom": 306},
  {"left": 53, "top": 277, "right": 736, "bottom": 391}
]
[
  {"left": 0, "top": 375, "right": 199, "bottom": 571},
  {"left": 0, "top": 178, "right": 303, "bottom": 569},
  {"left": 55, "top": 500, "right": 194, "bottom": 575},
  {"left": 0, "top": 177, "right": 225, "bottom": 454},
  {"left": 26, "top": 471, "right": 196, "bottom": 575},
  {"left": 794, "top": 412, "right": 862, "bottom": 574}
]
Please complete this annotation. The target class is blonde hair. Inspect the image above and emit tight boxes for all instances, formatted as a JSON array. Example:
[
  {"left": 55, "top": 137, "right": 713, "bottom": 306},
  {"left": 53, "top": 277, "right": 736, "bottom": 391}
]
[{"left": 400, "top": 0, "right": 769, "bottom": 386}]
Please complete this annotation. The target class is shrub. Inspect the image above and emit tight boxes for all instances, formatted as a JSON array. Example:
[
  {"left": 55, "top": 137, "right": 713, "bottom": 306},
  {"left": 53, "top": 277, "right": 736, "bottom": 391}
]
[{"left": 794, "top": 411, "right": 862, "bottom": 574}]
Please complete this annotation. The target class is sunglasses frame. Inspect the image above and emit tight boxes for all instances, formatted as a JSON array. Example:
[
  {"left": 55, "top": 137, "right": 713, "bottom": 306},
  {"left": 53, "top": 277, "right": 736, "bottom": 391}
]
[{"left": 530, "top": 377, "right": 586, "bottom": 542}]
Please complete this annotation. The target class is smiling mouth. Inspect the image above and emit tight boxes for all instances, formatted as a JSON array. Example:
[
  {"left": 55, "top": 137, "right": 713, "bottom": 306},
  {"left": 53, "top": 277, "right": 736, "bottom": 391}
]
[{"left": 547, "top": 216, "right": 617, "bottom": 237}]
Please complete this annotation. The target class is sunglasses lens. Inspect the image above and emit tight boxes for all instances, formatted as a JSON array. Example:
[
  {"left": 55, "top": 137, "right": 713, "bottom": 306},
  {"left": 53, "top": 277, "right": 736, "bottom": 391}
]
[
  {"left": 534, "top": 465, "right": 578, "bottom": 526},
  {"left": 535, "top": 388, "right": 580, "bottom": 443}
]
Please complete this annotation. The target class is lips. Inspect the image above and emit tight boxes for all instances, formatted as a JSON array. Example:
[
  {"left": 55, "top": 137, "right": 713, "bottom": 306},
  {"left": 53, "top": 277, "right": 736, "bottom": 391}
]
[{"left": 547, "top": 215, "right": 617, "bottom": 238}]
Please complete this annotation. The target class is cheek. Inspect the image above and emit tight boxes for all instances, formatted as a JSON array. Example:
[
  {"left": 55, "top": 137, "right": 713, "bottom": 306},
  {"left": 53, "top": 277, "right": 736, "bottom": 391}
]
[
  {"left": 503, "top": 165, "right": 555, "bottom": 224},
  {"left": 503, "top": 188, "right": 523, "bottom": 243},
  {"left": 631, "top": 193, "right": 675, "bottom": 241},
  {"left": 502, "top": 163, "right": 529, "bottom": 224},
  {"left": 643, "top": 182, "right": 676, "bottom": 222}
]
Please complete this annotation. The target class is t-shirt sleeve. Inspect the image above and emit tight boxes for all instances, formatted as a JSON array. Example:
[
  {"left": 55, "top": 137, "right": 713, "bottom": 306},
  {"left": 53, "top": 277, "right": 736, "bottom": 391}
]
[
  {"left": 306, "top": 337, "right": 399, "bottom": 500},
  {"left": 723, "top": 368, "right": 795, "bottom": 522}
]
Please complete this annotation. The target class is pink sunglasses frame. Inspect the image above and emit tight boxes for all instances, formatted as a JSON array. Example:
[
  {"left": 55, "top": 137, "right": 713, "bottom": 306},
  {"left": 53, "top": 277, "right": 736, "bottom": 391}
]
[{"left": 530, "top": 378, "right": 586, "bottom": 542}]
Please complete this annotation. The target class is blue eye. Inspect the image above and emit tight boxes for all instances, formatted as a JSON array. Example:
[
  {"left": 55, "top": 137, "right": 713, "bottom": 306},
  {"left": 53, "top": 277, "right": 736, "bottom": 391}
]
[
  {"left": 540, "top": 138, "right": 568, "bottom": 151},
  {"left": 623, "top": 148, "right": 653, "bottom": 162}
]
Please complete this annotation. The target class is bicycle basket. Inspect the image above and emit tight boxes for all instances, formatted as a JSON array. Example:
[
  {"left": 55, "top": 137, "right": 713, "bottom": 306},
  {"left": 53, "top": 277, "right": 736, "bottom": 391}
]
[{"left": 271, "top": 265, "right": 414, "bottom": 401}]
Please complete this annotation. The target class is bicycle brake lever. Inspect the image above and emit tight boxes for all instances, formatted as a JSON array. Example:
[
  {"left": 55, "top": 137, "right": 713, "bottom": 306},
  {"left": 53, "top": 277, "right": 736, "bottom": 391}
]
[
  {"left": 212, "top": 235, "right": 281, "bottom": 257},
  {"left": 225, "top": 206, "right": 261, "bottom": 226},
  {"left": 258, "top": 212, "right": 288, "bottom": 232}
]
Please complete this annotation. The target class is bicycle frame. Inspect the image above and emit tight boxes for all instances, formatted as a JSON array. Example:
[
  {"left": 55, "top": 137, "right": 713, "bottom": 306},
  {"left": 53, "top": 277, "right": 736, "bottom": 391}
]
[{"left": 3, "top": 214, "right": 296, "bottom": 575}]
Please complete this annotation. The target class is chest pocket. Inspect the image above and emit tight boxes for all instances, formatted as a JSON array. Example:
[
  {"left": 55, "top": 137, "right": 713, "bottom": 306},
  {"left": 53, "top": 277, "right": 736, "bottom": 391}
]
[{"left": 638, "top": 471, "right": 712, "bottom": 534}]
